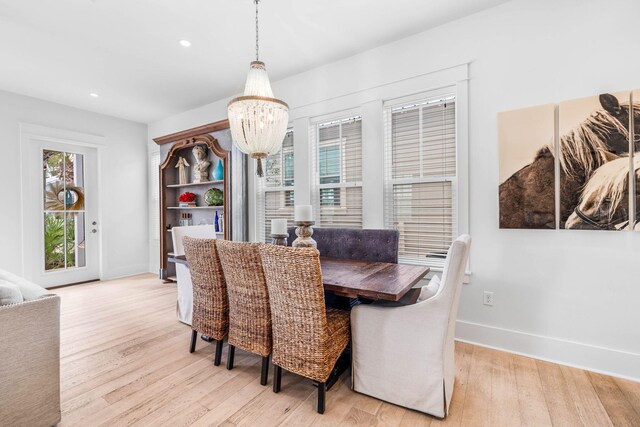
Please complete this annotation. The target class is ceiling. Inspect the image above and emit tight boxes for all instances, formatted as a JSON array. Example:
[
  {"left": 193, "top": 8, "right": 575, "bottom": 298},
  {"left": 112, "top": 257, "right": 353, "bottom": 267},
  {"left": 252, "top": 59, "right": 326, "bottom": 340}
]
[{"left": 0, "top": 0, "right": 509, "bottom": 123}]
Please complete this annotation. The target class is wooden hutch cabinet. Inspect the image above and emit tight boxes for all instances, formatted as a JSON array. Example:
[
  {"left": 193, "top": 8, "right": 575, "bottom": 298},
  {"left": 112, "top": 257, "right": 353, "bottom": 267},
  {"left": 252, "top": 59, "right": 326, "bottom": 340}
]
[{"left": 153, "top": 120, "right": 234, "bottom": 281}]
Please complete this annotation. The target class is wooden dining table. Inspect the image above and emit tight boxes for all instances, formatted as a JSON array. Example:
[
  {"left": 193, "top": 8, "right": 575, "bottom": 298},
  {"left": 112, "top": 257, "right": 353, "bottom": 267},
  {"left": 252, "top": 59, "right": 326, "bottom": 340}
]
[{"left": 168, "top": 254, "right": 429, "bottom": 302}]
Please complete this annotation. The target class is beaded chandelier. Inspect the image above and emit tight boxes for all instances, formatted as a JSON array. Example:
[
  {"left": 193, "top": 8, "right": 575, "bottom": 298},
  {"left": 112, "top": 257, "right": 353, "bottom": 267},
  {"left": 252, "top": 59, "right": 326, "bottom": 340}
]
[{"left": 228, "top": 0, "right": 289, "bottom": 177}]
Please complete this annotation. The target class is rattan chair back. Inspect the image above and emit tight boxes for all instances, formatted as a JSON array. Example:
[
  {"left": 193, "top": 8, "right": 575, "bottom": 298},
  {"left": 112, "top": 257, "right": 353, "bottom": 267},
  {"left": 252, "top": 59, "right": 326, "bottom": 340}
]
[
  {"left": 260, "top": 244, "right": 339, "bottom": 382},
  {"left": 216, "top": 240, "right": 272, "bottom": 357},
  {"left": 182, "top": 237, "right": 228, "bottom": 340}
]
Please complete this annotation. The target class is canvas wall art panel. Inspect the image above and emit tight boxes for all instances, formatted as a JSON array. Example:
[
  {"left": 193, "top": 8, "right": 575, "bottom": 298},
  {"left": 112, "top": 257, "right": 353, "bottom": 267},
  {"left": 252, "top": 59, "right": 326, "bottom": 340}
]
[
  {"left": 498, "top": 104, "right": 556, "bottom": 229},
  {"left": 559, "top": 92, "right": 631, "bottom": 230},
  {"left": 634, "top": 89, "right": 640, "bottom": 231}
]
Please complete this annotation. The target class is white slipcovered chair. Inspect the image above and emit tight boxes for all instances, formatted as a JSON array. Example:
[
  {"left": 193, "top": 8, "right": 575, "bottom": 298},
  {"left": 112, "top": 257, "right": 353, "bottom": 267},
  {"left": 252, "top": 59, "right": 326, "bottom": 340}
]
[
  {"left": 171, "top": 225, "right": 216, "bottom": 325},
  {"left": 350, "top": 234, "right": 471, "bottom": 418}
]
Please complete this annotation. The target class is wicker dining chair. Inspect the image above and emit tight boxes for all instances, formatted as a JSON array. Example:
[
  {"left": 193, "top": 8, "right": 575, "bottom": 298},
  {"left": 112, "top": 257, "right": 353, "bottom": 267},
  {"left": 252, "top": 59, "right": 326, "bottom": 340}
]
[
  {"left": 216, "top": 240, "right": 272, "bottom": 385},
  {"left": 259, "top": 244, "right": 350, "bottom": 414},
  {"left": 182, "top": 237, "right": 229, "bottom": 366}
]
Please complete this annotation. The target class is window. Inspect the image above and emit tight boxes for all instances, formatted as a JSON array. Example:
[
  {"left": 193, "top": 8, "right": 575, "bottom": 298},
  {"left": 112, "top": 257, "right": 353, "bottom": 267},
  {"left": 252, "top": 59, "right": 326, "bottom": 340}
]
[
  {"left": 256, "top": 130, "right": 295, "bottom": 242},
  {"left": 384, "top": 95, "right": 456, "bottom": 269},
  {"left": 313, "top": 116, "right": 362, "bottom": 228}
]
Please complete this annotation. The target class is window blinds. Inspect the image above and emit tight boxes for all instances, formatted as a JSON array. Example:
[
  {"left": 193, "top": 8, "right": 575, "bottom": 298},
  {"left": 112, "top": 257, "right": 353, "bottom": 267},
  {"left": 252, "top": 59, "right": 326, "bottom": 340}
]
[
  {"left": 256, "top": 130, "right": 295, "bottom": 242},
  {"left": 313, "top": 116, "right": 363, "bottom": 228},
  {"left": 384, "top": 96, "right": 456, "bottom": 269}
]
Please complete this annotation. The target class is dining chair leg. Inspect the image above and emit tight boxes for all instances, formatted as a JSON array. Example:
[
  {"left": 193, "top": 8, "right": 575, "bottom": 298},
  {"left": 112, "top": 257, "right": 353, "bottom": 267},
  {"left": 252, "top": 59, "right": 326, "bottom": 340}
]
[
  {"left": 317, "top": 382, "right": 326, "bottom": 414},
  {"left": 189, "top": 330, "right": 197, "bottom": 353},
  {"left": 260, "top": 356, "right": 270, "bottom": 385},
  {"left": 273, "top": 365, "right": 282, "bottom": 393},
  {"left": 214, "top": 339, "right": 224, "bottom": 366},
  {"left": 226, "top": 345, "right": 235, "bottom": 370}
]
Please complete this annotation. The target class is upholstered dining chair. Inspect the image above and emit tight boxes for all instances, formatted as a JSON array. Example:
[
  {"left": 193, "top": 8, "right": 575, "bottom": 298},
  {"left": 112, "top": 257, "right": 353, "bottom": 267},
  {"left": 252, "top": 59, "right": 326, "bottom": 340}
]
[
  {"left": 215, "top": 240, "right": 272, "bottom": 385},
  {"left": 259, "top": 245, "right": 351, "bottom": 414},
  {"left": 182, "top": 236, "right": 228, "bottom": 366},
  {"left": 350, "top": 234, "right": 471, "bottom": 418},
  {"left": 171, "top": 225, "right": 216, "bottom": 325}
]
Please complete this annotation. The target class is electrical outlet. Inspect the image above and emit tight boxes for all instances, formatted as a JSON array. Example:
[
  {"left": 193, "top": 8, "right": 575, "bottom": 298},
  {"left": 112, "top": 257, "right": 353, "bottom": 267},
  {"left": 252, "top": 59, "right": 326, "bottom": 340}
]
[{"left": 483, "top": 291, "right": 494, "bottom": 306}]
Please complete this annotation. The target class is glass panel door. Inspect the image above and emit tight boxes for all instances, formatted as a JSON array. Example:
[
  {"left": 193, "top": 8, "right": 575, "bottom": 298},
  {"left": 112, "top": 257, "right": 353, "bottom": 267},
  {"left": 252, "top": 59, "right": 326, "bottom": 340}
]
[{"left": 42, "top": 150, "right": 87, "bottom": 271}]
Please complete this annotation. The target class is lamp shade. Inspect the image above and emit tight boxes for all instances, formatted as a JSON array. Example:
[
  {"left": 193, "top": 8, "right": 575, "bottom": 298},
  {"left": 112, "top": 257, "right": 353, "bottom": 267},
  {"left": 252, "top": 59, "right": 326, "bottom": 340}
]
[{"left": 228, "top": 61, "right": 289, "bottom": 176}]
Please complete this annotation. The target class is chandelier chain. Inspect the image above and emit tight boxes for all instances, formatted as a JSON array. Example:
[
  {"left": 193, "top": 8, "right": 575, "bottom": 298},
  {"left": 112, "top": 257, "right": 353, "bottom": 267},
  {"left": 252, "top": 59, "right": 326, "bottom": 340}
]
[{"left": 255, "top": 0, "right": 260, "bottom": 61}]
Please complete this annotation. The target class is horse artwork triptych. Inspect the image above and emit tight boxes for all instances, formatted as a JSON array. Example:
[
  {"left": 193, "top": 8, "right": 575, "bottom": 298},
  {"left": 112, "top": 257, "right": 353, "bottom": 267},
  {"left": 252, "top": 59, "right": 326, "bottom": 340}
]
[{"left": 499, "top": 91, "right": 640, "bottom": 231}]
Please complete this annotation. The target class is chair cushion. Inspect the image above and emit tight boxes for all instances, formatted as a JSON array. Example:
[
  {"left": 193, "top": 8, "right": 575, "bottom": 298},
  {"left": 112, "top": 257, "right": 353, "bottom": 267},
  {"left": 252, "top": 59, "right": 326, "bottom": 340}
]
[
  {"left": 0, "top": 280, "right": 23, "bottom": 305},
  {"left": 418, "top": 276, "right": 440, "bottom": 301}
]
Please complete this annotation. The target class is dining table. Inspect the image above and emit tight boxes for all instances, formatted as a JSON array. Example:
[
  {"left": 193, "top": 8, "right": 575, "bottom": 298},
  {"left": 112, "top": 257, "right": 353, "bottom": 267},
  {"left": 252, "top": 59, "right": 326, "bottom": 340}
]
[{"left": 168, "top": 254, "right": 430, "bottom": 302}]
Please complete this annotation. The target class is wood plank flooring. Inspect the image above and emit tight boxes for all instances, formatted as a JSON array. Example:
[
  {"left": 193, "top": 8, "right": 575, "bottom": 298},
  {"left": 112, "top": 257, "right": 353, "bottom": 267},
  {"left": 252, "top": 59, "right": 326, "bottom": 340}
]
[{"left": 54, "top": 274, "right": 640, "bottom": 426}]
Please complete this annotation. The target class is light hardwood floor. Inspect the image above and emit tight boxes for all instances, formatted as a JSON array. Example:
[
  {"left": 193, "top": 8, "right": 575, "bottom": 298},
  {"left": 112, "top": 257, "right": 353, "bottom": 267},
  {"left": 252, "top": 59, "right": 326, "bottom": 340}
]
[{"left": 54, "top": 274, "right": 640, "bottom": 426}]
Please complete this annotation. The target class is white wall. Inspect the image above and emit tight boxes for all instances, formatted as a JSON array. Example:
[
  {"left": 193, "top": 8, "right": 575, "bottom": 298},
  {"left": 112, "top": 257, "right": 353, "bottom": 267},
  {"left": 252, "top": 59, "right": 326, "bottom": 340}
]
[
  {"left": 149, "top": 0, "right": 640, "bottom": 380},
  {"left": 0, "top": 89, "right": 149, "bottom": 280}
]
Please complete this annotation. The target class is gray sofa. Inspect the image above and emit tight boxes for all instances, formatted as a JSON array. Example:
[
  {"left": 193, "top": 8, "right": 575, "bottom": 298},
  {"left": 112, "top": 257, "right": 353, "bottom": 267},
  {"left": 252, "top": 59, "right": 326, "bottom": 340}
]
[
  {"left": 0, "top": 272, "right": 61, "bottom": 427},
  {"left": 286, "top": 227, "right": 399, "bottom": 263}
]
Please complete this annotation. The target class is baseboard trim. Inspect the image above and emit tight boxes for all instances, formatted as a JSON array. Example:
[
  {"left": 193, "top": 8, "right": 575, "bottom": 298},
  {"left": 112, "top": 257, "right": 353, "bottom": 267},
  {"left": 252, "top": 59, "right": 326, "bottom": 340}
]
[
  {"left": 102, "top": 264, "right": 149, "bottom": 281},
  {"left": 455, "top": 320, "right": 640, "bottom": 382}
]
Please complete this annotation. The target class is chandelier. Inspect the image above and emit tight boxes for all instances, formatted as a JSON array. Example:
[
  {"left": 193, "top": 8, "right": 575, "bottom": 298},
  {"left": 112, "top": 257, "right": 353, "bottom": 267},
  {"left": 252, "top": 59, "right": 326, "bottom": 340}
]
[{"left": 227, "top": 0, "right": 289, "bottom": 177}]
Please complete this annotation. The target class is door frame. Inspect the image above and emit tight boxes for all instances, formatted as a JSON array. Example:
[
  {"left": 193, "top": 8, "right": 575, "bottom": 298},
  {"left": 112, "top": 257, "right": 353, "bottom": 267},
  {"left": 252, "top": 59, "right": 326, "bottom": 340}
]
[{"left": 19, "top": 123, "right": 106, "bottom": 285}]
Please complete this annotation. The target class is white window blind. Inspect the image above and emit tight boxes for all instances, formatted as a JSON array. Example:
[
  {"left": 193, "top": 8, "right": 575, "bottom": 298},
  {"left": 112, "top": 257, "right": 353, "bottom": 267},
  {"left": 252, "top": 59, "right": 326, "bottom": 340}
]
[
  {"left": 256, "top": 130, "right": 295, "bottom": 242},
  {"left": 384, "top": 96, "right": 457, "bottom": 269},
  {"left": 149, "top": 151, "right": 161, "bottom": 241},
  {"left": 312, "top": 116, "right": 363, "bottom": 228}
]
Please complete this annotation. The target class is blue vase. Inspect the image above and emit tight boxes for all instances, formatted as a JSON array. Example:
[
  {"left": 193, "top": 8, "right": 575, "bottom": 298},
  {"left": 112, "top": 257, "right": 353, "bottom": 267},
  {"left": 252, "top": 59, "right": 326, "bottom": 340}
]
[{"left": 213, "top": 159, "right": 224, "bottom": 181}]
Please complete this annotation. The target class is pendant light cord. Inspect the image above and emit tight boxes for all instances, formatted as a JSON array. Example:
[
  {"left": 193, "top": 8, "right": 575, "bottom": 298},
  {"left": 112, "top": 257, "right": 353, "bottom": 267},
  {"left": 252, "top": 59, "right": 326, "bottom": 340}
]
[{"left": 255, "top": 0, "right": 260, "bottom": 61}]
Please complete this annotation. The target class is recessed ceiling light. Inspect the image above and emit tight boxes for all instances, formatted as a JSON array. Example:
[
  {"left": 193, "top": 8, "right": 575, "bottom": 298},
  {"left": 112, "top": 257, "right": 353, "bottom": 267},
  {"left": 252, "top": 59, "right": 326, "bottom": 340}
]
[
  {"left": 179, "top": 40, "right": 192, "bottom": 47},
  {"left": 89, "top": 92, "right": 99, "bottom": 98}
]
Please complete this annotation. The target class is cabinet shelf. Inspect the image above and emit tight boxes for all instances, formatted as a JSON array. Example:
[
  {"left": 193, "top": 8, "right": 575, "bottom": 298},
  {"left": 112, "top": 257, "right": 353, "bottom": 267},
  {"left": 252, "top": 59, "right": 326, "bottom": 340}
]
[
  {"left": 167, "top": 206, "right": 224, "bottom": 210},
  {"left": 166, "top": 180, "right": 223, "bottom": 188}
]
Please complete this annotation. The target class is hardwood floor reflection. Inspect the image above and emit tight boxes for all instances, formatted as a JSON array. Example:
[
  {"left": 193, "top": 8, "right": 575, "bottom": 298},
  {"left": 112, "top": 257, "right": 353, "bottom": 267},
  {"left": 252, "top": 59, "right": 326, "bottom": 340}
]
[{"left": 54, "top": 274, "right": 640, "bottom": 426}]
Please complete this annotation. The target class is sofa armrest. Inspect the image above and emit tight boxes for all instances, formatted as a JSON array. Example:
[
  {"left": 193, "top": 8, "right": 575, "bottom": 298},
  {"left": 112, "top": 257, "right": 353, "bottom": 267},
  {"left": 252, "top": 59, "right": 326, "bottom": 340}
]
[{"left": 0, "top": 295, "right": 61, "bottom": 427}]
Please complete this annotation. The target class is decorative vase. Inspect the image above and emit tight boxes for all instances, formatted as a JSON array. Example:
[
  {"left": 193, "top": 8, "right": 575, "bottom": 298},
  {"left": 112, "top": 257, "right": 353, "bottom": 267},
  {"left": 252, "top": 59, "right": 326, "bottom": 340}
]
[
  {"left": 213, "top": 159, "right": 224, "bottom": 181},
  {"left": 204, "top": 188, "right": 224, "bottom": 206}
]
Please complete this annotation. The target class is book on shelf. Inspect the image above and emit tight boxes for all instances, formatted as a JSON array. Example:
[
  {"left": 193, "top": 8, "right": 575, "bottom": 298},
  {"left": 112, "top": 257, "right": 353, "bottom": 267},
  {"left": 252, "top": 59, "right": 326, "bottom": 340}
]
[{"left": 178, "top": 202, "right": 197, "bottom": 207}]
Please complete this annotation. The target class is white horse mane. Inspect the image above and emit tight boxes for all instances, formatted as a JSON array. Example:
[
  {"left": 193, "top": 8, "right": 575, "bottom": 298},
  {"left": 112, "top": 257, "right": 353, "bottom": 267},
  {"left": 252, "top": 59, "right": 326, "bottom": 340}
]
[
  {"left": 579, "top": 155, "right": 640, "bottom": 219},
  {"left": 547, "top": 106, "right": 633, "bottom": 178}
]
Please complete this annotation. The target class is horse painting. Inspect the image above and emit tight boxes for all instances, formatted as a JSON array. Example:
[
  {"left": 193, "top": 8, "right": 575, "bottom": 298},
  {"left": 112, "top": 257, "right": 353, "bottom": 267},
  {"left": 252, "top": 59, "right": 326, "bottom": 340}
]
[
  {"left": 558, "top": 93, "right": 638, "bottom": 227},
  {"left": 565, "top": 155, "right": 640, "bottom": 230},
  {"left": 499, "top": 93, "right": 640, "bottom": 229},
  {"left": 499, "top": 146, "right": 556, "bottom": 229}
]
